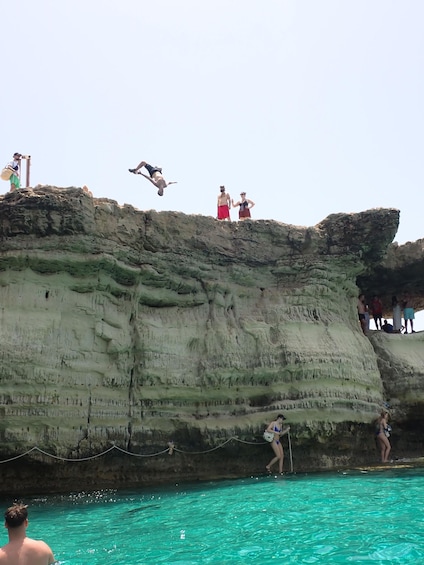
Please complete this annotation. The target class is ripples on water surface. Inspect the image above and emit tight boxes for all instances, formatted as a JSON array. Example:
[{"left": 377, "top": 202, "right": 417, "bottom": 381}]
[{"left": 2, "top": 468, "right": 424, "bottom": 564}]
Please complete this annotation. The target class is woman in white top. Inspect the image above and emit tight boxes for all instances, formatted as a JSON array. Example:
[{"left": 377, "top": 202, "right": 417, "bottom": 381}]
[
  {"left": 4, "top": 152, "right": 22, "bottom": 191},
  {"left": 392, "top": 296, "right": 402, "bottom": 333}
]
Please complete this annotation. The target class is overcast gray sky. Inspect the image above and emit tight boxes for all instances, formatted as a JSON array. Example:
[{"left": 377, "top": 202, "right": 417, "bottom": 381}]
[{"left": 2, "top": 0, "right": 423, "bottom": 326}]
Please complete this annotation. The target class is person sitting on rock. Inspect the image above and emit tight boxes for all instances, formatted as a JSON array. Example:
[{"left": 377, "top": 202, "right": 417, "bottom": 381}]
[
  {"left": 382, "top": 319, "right": 393, "bottom": 333},
  {"left": 129, "top": 161, "right": 177, "bottom": 196}
]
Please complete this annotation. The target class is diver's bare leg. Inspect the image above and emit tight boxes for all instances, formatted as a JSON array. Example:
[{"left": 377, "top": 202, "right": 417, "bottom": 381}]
[
  {"left": 137, "top": 172, "right": 158, "bottom": 187},
  {"left": 133, "top": 161, "right": 147, "bottom": 172},
  {"left": 129, "top": 161, "right": 147, "bottom": 173}
]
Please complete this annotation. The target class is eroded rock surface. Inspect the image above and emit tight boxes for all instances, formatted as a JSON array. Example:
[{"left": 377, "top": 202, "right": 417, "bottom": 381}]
[
  {"left": 358, "top": 238, "right": 424, "bottom": 314},
  {"left": 0, "top": 187, "right": 422, "bottom": 494}
]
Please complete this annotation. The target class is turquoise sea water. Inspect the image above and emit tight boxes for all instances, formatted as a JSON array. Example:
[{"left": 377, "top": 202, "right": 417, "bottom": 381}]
[{"left": 2, "top": 468, "right": 424, "bottom": 564}]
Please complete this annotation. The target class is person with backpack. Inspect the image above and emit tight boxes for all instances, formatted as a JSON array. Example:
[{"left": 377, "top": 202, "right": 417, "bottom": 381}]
[
  {"left": 264, "top": 414, "right": 291, "bottom": 474},
  {"left": 2, "top": 153, "right": 22, "bottom": 191}
]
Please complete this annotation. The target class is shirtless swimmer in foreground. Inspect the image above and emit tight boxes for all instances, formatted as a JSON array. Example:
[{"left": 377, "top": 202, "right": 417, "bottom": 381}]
[
  {"left": 0, "top": 503, "right": 56, "bottom": 565},
  {"left": 129, "top": 161, "right": 177, "bottom": 196}
]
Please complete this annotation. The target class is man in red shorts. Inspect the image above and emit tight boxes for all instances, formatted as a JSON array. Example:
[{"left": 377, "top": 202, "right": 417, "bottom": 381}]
[{"left": 217, "top": 185, "right": 231, "bottom": 221}]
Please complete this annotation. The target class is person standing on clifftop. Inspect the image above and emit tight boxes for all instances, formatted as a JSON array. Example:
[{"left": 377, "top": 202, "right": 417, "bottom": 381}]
[
  {"left": 231, "top": 192, "right": 255, "bottom": 220},
  {"left": 0, "top": 503, "right": 56, "bottom": 565},
  {"left": 217, "top": 185, "right": 231, "bottom": 221},
  {"left": 128, "top": 161, "right": 177, "bottom": 196},
  {"left": 4, "top": 153, "right": 22, "bottom": 192}
]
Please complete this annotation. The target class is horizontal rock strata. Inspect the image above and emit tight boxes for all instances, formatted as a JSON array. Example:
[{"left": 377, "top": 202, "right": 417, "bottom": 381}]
[{"left": 0, "top": 187, "right": 422, "bottom": 493}]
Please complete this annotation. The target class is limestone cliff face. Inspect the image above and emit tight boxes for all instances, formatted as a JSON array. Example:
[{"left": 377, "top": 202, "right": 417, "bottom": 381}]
[{"left": 0, "top": 187, "right": 422, "bottom": 494}]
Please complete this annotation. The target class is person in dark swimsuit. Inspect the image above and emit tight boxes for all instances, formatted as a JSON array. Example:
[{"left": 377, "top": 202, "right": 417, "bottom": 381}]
[
  {"left": 231, "top": 192, "right": 255, "bottom": 220},
  {"left": 129, "top": 160, "right": 177, "bottom": 196},
  {"left": 357, "top": 294, "right": 367, "bottom": 334},
  {"left": 375, "top": 410, "right": 391, "bottom": 463},
  {"left": 265, "top": 414, "right": 290, "bottom": 474}
]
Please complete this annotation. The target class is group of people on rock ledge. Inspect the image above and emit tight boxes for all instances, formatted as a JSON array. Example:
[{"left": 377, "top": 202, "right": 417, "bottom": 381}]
[
  {"left": 216, "top": 185, "right": 255, "bottom": 221},
  {"left": 263, "top": 407, "right": 393, "bottom": 476},
  {"left": 357, "top": 293, "right": 416, "bottom": 335},
  {"left": 3, "top": 155, "right": 256, "bottom": 223},
  {"left": 0, "top": 411, "right": 394, "bottom": 564},
  {"left": 128, "top": 161, "right": 256, "bottom": 221}
]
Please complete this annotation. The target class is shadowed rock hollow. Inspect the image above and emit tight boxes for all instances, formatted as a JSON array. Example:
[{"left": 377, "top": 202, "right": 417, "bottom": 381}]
[{"left": 0, "top": 187, "right": 423, "bottom": 495}]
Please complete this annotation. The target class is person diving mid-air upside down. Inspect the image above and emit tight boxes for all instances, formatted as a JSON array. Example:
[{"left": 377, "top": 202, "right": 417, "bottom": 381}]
[{"left": 128, "top": 161, "right": 177, "bottom": 196}]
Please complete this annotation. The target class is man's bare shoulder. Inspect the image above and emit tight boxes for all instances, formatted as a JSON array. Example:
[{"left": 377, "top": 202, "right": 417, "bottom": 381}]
[
  {"left": 0, "top": 538, "right": 55, "bottom": 565},
  {"left": 0, "top": 545, "right": 8, "bottom": 562}
]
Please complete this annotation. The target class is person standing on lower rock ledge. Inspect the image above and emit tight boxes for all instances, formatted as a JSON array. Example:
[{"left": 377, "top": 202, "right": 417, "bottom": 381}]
[
  {"left": 265, "top": 414, "right": 290, "bottom": 474},
  {"left": 357, "top": 294, "right": 367, "bottom": 334},
  {"left": 370, "top": 294, "right": 383, "bottom": 330},
  {"left": 128, "top": 161, "right": 177, "bottom": 196},
  {"left": 392, "top": 296, "right": 403, "bottom": 333},
  {"left": 402, "top": 293, "right": 415, "bottom": 334},
  {"left": 374, "top": 410, "right": 391, "bottom": 463},
  {"left": 0, "top": 502, "right": 56, "bottom": 565}
]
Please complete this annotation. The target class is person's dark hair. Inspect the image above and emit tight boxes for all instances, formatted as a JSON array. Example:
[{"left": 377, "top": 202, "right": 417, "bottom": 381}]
[
  {"left": 220, "top": 185, "right": 225, "bottom": 192},
  {"left": 277, "top": 413, "right": 286, "bottom": 420},
  {"left": 392, "top": 296, "right": 398, "bottom": 306},
  {"left": 4, "top": 503, "right": 28, "bottom": 528}
]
